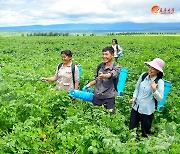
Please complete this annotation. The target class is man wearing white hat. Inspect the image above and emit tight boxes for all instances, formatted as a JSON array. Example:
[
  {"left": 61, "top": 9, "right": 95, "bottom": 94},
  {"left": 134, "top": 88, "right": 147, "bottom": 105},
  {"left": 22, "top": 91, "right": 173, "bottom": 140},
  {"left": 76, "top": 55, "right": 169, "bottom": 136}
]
[{"left": 129, "top": 58, "right": 165, "bottom": 137}]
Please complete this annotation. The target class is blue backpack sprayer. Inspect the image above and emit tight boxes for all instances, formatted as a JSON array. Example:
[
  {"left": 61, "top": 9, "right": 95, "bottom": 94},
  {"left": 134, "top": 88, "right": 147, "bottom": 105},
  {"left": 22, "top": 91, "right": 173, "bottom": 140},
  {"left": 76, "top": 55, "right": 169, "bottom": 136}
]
[
  {"left": 69, "top": 67, "right": 172, "bottom": 111},
  {"left": 69, "top": 67, "right": 129, "bottom": 102},
  {"left": 157, "top": 80, "right": 172, "bottom": 111}
]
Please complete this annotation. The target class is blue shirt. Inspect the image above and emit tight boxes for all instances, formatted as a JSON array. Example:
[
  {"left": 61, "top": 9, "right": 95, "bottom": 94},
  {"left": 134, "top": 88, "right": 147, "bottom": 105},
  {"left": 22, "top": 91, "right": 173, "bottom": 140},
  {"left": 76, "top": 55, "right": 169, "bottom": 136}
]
[{"left": 132, "top": 72, "right": 164, "bottom": 115}]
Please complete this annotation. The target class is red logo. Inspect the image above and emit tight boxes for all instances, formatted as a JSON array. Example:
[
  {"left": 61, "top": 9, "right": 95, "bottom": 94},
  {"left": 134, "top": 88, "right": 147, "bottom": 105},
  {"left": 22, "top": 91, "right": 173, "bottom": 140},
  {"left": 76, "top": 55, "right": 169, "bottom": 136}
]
[{"left": 151, "top": 5, "right": 175, "bottom": 15}]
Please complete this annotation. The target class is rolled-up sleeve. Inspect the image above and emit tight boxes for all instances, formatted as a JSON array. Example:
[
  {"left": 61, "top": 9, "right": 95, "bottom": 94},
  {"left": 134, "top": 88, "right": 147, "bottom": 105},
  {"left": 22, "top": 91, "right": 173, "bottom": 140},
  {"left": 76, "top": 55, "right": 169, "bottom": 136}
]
[
  {"left": 153, "top": 79, "right": 164, "bottom": 102},
  {"left": 111, "top": 65, "right": 121, "bottom": 79}
]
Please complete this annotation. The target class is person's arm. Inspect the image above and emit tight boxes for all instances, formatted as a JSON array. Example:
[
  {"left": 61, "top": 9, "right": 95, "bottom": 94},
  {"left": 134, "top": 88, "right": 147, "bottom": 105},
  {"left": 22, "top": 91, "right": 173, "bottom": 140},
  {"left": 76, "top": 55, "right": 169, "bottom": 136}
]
[
  {"left": 87, "top": 79, "right": 96, "bottom": 87},
  {"left": 109, "top": 65, "right": 121, "bottom": 79},
  {"left": 96, "top": 64, "right": 120, "bottom": 80},
  {"left": 74, "top": 81, "right": 79, "bottom": 90},
  {"left": 41, "top": 65, "right": 59, "bottom": 82},
  {"left": 96, "top": 72, "right": 111, "bottom": 80},
  {"left": 41, "top": 76, "right": 57, "bottom": 82},
  {"left": 129, "top": 73, "right": 144, "bottom": 104},
  {"left": 82, "top": 79, "right": 96, "bottom": 91}
]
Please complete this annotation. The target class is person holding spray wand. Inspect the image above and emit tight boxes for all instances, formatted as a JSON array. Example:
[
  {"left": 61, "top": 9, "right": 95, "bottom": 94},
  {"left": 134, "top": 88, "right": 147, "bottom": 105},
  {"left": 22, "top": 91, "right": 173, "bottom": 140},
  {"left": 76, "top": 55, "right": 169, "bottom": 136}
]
[{"left": 83, "top": 46, "right": 121, "bottom": 113}]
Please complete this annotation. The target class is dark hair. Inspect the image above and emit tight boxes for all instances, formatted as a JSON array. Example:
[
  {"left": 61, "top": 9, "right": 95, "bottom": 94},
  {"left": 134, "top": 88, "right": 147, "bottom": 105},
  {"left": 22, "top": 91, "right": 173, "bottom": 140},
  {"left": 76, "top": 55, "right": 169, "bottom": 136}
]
[
  {"left": 102, "top": 46, "right": 114, "bottom": 55},
  {"left": 157, "top": 72, "right": 163, "bottom": 79},
  {"left": 112, "top": 39, "right": 118, "bottom": 44},
  {"left": 61, "top": 50, "right": 72, "bottom": 57}
]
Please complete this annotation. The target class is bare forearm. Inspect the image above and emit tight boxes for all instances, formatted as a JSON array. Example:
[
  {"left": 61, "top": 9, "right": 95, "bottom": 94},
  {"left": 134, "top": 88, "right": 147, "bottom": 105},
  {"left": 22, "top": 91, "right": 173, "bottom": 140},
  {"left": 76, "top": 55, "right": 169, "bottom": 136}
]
[
  {"left": 42, "top": 76, "right": 57, "bottom": 82},
  {"left": 97, "top": 72, "right": 111, "bottom": 80},
  {"left": 87, "top": 80, "right": 96, "bottom": 87},
  {"left": 103, "top": 73, "right": 111, "bottom": 79},
  {"left": 74, "top": 82, "right": 79, "bottom": 90}
]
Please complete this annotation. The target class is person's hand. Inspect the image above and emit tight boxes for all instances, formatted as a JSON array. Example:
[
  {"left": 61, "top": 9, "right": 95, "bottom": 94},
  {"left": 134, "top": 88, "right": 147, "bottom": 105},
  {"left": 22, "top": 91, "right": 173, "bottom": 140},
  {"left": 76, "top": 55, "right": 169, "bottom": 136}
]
[
  {"left": 97, "top": 72, "right": 111, "bottom": 80},
  {"left": 71, "top": 97, "right": 76, "bottom": 101},
  {"left": 82, "top": 85, "right": 89, "bottom": 91},
  {"left": 129, "top": 97, "right": 136, "bottom": 104},
  {"left": 82, "top": 85, "right": 93, "bottom": 93},
  {"left": 97, "top": 72, "right": 104, "bottom": 80},
  {"left": 151, "top": 81, "right": 157, "bottom": 92},
  {"left": 40, "top": 77, "right": 48, "bottom": 82}
]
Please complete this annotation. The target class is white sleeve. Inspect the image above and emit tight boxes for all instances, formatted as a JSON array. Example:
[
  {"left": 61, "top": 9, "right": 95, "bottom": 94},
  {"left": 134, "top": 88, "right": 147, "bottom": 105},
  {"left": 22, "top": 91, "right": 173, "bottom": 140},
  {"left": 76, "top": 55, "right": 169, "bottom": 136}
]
[{"left": 153, "top": 79, "right": 164, "bottom": 102}]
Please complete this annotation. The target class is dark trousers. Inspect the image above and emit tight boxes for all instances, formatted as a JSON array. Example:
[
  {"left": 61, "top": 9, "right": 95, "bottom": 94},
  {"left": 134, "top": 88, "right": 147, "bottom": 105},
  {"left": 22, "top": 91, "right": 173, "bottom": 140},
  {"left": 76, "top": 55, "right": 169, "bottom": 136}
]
[
  {"left": 92, "top": 96, "right": 115, "bottom": 111},
  {"left": 129, "top": 108, "right": 154, "bottom": 137}
]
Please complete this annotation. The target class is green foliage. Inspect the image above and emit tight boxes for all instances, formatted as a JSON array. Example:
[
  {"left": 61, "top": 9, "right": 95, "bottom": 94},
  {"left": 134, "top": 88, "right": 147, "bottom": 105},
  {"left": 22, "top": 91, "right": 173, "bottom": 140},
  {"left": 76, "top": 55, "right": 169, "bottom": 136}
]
[{"left": 0, "top": 35, "right": 179, "bottom": 153}]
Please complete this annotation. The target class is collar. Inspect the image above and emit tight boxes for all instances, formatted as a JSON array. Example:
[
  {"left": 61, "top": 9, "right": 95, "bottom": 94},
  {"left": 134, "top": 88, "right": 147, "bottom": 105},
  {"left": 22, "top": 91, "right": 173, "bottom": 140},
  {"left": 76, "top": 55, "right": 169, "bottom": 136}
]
[
  {"left": 63, "top": 62, "right": 72, "bottom": 67},
  {"left": 112, "top": 44, "right": 117, "bottom": 47},
  {"left": 147, "top": 75, "right": 157, "bottom": 81},
  {"left": 102, "top": 62, "right": 114, "bottom": 70}
]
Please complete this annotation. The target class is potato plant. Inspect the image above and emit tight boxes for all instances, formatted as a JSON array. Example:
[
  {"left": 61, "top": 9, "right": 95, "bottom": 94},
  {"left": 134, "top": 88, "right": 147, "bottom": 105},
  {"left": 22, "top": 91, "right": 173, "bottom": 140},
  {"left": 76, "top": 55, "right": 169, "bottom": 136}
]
[{"left": 0, "top": 35, "right": 179, "bottom": 153}]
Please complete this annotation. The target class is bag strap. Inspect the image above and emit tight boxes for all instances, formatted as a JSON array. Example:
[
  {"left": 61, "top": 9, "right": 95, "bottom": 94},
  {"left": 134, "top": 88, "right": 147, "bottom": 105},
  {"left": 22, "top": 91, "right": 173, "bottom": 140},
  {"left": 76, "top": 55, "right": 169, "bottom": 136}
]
[
  {"left": 141, "top": 72, "right": 148, "bottom": 82},
  {"left": 96, "top": 62, "right": 104, "bottom": 77},
  {"left": 71, "top": 64, "right": 75, "bottom": 87},
  {"left": 58, "top": 63, "right": 63, "bottom": 71}
]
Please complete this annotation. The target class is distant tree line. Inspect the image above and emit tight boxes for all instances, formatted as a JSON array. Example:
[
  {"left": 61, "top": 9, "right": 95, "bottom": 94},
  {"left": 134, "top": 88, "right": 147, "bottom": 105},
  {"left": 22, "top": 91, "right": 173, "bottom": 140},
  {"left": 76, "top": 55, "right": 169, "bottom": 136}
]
[
  {"left": 26, "top": 32, "right": 70, "bottom": 36},
  {"left": 23, "top": 32, "right": 179, "bottom": 37},
  {"left": 107, "top": 32, "right": 179, "bottom": 35},
  {"left": 25, "top": 32, "right": 97, "bottom": 37}
]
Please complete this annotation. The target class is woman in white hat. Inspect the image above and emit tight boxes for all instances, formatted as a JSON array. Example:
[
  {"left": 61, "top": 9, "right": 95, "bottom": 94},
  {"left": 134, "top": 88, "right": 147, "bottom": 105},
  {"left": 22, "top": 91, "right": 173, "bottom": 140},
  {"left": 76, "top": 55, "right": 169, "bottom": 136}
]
[{"left": 129, "top": 58, "right": 165, "bottom": 137}]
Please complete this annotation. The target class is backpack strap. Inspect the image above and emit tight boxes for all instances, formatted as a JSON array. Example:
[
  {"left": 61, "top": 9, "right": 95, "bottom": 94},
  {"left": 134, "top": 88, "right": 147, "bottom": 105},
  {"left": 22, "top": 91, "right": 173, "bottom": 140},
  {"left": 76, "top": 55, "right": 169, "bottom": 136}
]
[
  {"left": 154, "top": 77, "right": 160, "bottom": 84},
  {"left": 58, "top": 63, "right": 76, "bottom": 88},
  {"left": 141, "top": 72, "right": 148, "bottom": 82},
  {"left": 96, "top": 62, "right": 104, "bottom": 77},
  {"left": 58, "top": 63, "right": 63, "bottom": 71},
  {"left": 71, "top": 64, "right": 75, "bottom": 87}
]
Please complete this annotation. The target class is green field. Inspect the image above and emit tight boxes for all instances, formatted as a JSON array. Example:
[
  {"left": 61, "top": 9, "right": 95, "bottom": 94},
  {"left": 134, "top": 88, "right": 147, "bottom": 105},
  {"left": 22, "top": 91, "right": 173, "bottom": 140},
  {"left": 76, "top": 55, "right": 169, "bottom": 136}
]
[{"left": 0, "top": 35, "right": 179, "bottom": 153}]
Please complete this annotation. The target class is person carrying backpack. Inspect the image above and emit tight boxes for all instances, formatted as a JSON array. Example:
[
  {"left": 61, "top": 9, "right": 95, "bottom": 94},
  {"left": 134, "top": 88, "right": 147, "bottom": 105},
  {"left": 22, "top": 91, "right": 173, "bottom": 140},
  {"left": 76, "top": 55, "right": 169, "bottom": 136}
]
[
  {"left": 129, "top": 58, "right": 165, "bottom": 137},
  {"left": 83, "top": 46, "right": 121, "bottom": 113},
  {"left": 41, "top": 50, "right": 79, "bottom": 91},
  {"left": 112, "top": 39, "right": 123, "bottom": 62}
]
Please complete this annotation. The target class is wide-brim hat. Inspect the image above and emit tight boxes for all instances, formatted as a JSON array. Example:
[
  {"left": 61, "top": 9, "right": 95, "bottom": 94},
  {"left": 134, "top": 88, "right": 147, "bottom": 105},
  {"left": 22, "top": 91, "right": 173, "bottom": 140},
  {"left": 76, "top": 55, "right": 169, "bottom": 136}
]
[{"left": 144, "top": 58, "right": 165, "bottom": 74}]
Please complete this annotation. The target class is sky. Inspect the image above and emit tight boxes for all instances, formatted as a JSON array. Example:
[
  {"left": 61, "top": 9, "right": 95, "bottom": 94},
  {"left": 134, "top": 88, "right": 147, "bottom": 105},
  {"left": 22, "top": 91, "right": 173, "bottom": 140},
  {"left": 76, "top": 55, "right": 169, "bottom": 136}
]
[{"left": 0, "top": 0, "right": 179, "bottom": 27}]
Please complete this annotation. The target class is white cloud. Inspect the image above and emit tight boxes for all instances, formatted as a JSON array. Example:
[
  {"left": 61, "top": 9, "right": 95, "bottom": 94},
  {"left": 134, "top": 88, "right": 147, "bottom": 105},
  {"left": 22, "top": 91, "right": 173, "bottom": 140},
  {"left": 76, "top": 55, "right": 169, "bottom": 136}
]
[
  {"left": 0, "top": 0, "right": 179, "bottom": 27},
  {"left": 49, "top": 0, "right": 110, "bottom": 14},
  {"left": 0, "top": 0, "right": 25, "bottom": 5}
]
